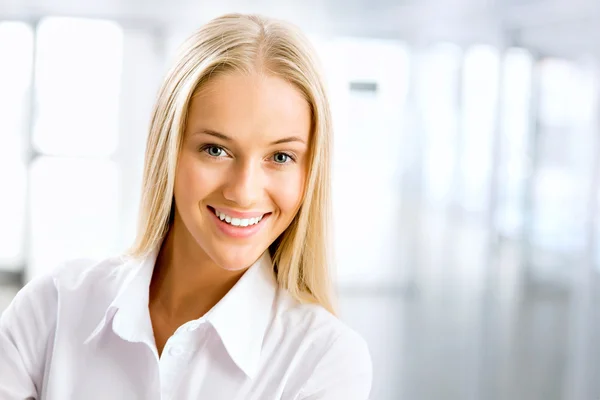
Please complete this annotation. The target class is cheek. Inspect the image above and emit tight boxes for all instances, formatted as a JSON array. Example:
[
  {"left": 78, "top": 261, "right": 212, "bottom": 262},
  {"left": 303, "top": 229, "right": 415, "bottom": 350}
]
[
  {"left": 269, "top": 170, "right": 306, "bottom": 216},
  {"left": 174, "top": 154, "right": 220, "bottom": 205}
]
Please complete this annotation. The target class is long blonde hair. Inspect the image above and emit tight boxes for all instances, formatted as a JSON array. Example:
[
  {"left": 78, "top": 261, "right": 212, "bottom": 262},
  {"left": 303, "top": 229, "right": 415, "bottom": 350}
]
[{"left": 128, "top": 13, "right": 336, "bottom": 315}]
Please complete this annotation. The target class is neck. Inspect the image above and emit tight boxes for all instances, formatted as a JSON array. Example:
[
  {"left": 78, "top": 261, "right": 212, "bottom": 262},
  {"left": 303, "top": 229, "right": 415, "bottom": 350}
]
[{"left": 149, "top": 218, "right": 246, "bottom": 323}]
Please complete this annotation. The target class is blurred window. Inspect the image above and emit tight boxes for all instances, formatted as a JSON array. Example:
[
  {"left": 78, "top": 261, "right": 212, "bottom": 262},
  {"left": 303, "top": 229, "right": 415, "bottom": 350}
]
[
  {"left": 316, "top": 37, "right": 410, "bottom": 287},
  {"left": 534, "top": 58, "right": 596, "bottom": 253},
  {"left": 0, "top": 22, "right": 33, "bottom": 269},
  {"left": 497, "top": 48, "right": 533, "bottom": 237},
  {"left": 34, "top": 17, "right": 122, "bottom": 157},
  {"left": 460, "top": 45, "right": 500, "bottom": 214},
  {"left": 415, "top": 43, "right": 462, "bottom": 208},
  {"left": 28, "top": 17, "right": 123, "bottom": 279},
  {"left": 29, "top": 158, "right": 119, "bottom": 276}
]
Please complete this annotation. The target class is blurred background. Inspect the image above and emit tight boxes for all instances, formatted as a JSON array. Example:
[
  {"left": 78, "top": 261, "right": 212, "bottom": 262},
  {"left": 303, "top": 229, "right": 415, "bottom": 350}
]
[{"left": 1, "top": 0, "right": 599, "bottom": 399}]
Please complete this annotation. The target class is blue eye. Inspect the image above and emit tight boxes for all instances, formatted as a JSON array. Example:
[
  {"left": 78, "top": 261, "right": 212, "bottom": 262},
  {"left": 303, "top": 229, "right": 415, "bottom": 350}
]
[
  {"left": 273, "top": 152, "right": 292, "bottom": 164},
  {"left": 203, "top": 145, "right": 227, "bottom": 157}
]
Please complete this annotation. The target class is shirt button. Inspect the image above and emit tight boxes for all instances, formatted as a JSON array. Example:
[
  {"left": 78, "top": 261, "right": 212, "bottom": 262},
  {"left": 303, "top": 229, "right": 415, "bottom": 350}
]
[{"left": 168, "top": 345, "right": 184, "bottom": 357}]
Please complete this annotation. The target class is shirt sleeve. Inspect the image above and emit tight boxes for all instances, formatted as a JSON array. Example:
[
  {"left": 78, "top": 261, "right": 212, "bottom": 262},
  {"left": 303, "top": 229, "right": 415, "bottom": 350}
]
[
  {"left": 298, "top": 329, "right": 373, "bottom": 400},
  {"left": 0, "top": 275, "right": 57, "bottom": 399}
]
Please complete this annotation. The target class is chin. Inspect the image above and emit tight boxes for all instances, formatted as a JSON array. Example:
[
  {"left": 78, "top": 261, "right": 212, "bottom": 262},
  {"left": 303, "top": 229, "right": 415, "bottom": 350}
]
[{"left": 207, "top": 243, "right": 268, "bottom": 272}]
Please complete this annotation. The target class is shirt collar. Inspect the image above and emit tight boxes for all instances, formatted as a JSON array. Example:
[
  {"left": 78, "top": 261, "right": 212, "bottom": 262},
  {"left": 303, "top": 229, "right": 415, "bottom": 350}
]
[
  {"left": 83, "top": 249, "right": 278, "bottom": 378},
  {"left": 84, "top": 248, "right": 158, "bottom": 346},
  {"left": 205, "top": 251, "right": 277, "bottom": 378}
]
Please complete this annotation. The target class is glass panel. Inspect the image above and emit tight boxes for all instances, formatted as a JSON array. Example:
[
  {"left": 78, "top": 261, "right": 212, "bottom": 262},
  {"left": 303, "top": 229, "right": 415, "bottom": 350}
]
[
  {"left": 318, "top": 38, "right": 410, "bottom": 286},
  {"left": 534, "top": 59, "right": 597, "bottom": 254},
  {"left": 0, "top": 22, "right": 33, "bottom": 268},
  {"left": 28, "top": 157, "right": 120, "bottom": 280},
  {"left": 497, "top": 48, "right": 533, "bottom": 237},
  {"left": 33, "top": 17, "right": 123, "bottom": 157},
  {"left": 460, "top": 45, "right": 500, "bottom": 214},
  {"left": 416, "top": 43, "right": 462, "bottom": 208}
]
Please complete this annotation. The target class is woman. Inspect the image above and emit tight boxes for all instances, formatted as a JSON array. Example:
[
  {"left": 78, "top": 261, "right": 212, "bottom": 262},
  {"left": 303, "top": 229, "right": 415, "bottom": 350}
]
[{"left": 0, "top": 13, "right": 372, "bottom": 399}]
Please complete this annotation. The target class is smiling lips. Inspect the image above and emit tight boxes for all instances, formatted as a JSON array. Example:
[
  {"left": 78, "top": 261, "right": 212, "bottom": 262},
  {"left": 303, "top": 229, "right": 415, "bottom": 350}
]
[
  {"left": 214, "top": 209, "right": 264, "bottom": 227},
  {"left": 208, "top": 206, "right": 270, "bottom": 238}
]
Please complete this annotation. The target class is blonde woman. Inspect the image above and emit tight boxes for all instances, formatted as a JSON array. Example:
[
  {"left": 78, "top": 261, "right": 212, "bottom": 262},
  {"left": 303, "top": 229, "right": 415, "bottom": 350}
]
[{"left": 0, "top": 13, "right": 372, "bottom": 399}]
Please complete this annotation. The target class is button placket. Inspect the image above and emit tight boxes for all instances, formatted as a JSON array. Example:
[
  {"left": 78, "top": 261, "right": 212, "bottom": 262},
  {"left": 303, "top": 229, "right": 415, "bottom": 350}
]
[{"left": 159, "top": 339, "right": 193, "bottom": 398}]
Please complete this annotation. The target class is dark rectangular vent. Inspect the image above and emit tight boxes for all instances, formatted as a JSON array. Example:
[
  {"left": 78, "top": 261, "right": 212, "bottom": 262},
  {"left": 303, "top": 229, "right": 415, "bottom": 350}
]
[{"left": 349, "top": 81, "right": 378, "bottom": 93}]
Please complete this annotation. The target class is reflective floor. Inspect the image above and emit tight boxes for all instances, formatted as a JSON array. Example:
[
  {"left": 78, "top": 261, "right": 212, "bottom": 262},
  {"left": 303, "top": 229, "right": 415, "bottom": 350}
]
[
  {"left": 340, "top": 275, "right": 574, "bottom": 400},
  {"left": 336, "top": 200, "right": 595, "bottom": 400}
]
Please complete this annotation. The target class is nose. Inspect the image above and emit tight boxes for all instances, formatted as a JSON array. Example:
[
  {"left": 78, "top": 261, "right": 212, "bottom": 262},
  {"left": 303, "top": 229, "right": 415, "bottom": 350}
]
[{"left": 222, "top": 159, "right": 264, "bottom": 208}]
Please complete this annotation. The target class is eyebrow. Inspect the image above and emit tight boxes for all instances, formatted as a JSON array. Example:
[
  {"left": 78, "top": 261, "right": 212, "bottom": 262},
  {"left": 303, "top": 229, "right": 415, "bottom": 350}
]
[{"left": 194, "top": 129, "right": 306, "bottom": 145}]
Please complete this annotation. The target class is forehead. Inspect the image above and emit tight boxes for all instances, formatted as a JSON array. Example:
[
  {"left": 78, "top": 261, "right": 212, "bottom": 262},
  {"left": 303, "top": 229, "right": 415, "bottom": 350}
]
[{"left": 185, "top": 72, "right": 312, "bottom": 142}]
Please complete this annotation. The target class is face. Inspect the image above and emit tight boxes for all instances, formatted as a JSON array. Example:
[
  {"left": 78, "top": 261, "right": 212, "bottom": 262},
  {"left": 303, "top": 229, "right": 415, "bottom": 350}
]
[{"left": 172, "top": 71, "right": 311, "bottom": 271}]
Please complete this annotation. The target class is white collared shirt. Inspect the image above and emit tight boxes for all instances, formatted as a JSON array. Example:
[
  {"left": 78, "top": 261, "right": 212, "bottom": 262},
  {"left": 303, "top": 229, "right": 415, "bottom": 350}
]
[{"left": 0, "top": 251, "right": 372, "bottom": 399}]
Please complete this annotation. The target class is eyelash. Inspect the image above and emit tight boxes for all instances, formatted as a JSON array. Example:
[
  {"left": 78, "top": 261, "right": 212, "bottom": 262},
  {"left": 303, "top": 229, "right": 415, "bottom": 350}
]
[{"left": 199, "top": 144, "right": 297, "bottom": 165}]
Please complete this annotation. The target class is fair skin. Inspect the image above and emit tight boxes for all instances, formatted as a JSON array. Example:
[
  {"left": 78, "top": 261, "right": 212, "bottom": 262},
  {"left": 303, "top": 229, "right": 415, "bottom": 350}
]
[{"left": 149, "top": 71, "right": 312, "bottom": 355}]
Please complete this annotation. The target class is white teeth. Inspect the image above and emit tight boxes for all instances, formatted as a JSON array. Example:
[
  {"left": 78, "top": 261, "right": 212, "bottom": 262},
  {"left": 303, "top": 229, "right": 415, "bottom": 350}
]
[{"left": 214, "top": 209, "right": 264, "bottom": 227}]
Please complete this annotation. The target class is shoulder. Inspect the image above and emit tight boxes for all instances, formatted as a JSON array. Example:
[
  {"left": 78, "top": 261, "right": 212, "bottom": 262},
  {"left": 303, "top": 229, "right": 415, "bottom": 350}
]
[
  {"left": 1, "top": 255, "right": 130, "bottom": 326},
  {"left": 286, "top": 301, "right": 371, "bottom": 369},
  {"left": 52, "top": 254, "right": 134, "bottom": 290},
  {"left": 276, "top": 298, "right": 361, "bottom": 347},
  {"left": 0, "top": 255, "right": 131, "bottom": 393},
  {"left": 0, "top": 270, "right": 57, "bottom": 330},
  {"left": 276, "top": 293, "right": 369, "bottom": 352},
  {"left": 272, "top": 295, "right": 373, "bottom": 399}
]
